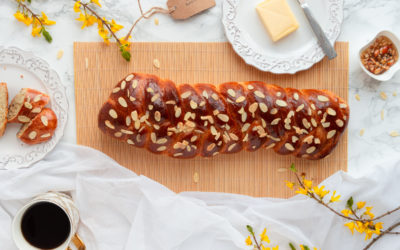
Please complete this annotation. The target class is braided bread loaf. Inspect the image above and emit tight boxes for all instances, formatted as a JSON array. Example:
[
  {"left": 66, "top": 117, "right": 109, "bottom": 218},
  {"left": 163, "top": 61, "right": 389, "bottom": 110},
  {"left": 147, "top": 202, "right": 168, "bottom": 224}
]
[{"left": 98, "top": 73, "right": 349, "bottom": 160}]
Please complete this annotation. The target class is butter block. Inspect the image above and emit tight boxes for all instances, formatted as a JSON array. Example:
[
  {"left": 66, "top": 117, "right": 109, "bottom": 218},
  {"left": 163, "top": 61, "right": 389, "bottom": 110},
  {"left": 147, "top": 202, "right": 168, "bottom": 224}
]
[{"left": 256, "top": 0, "right": 299, "bottom": 42}]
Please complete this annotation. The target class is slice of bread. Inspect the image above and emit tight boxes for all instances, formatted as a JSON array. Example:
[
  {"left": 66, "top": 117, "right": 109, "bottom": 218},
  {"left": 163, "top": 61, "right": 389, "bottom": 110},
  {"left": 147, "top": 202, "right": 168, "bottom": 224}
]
[{"left": 0, "top": 83, "right": 8, "bottom": 137}]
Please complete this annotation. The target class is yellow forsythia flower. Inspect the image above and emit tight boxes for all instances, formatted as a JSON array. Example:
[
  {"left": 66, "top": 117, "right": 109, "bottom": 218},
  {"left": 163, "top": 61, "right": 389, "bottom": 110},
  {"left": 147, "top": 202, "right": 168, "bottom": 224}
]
[
  {"left": 355, "top": 221, "right": 366, "bottom": 233},
  {"left": 260, "top": 228, "right": 270, "bottom": 243},
  {"left": 312, "top": 185, "right": 329, "bottom": 198},
  {"left": 365, "top": 228, "right": 373, "bottom": 240},
  {"left": 245, "top": 236, "right": 252, "bottom": 246},
  {"left": 98, "top": 27, "right": 109, "bottom": 44},
  {"left": 272, "top": 246, "right": 279, "bottom": 250},
  {"left": 90, "top": 0, "right": 102, "bottom": 7},
  {"left": 110, "top": 19, "right": 123, "bottom": 33},
  {"left": 261, "top": 245, "right": 269, "bottom": 250},
  {"left": 31, "top": 26, "right": 42, "bottom": 37},
  {"left": 374, "top": 222, "right": 383, "bottom": 235},
  {"left": 344, "top": 222, "right": 355, "bottom": 234},
  {"left": 76, "top": 13, "right": 97, "bottom": 29},
  {"left": 74, "top": 1, "right": 81, "bottom": 12},
  {"left": 329, "top": 191, "right": 340, "bottom": 203},
  {"left": 40, "top": 12, "right": 56, "bottom": 26},
  {"left": 341, "top": 209, "right": 353, "bottom": 217},
  {"left": 285, "top": 181, "right": 294, "bottom": 189},
  {"left": 295, "top": 187, "right": 308, "bottom": 195},
  {"left": 364, "top": 207, "right": 375, "bottom": 219},
  {"left": 303, "top": 179, "right": 312, "bottom": 189},
  {"left": 357, "top": 201, "right": 366, "bottom": 209},
  {"left": 14, "top": 11, "right": 32, "bottom": 26}
]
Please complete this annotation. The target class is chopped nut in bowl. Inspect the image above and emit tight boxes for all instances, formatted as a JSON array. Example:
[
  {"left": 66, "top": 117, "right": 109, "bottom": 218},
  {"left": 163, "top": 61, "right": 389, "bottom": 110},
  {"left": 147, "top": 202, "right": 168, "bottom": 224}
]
[{"left": 359, "top": 31, "right": 400, "bottom": 81}]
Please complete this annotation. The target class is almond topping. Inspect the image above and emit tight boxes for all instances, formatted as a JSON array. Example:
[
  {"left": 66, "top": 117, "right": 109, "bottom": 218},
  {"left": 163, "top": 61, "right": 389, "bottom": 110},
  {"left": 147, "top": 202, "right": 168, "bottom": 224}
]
[
  {"left": 293, "top": 93, "right": 299, "bottom": 100},
  {"left": 276, "top": 100, "right": 287, "bottom": 107},
  {"left": 127, "top": 139, "right": 134, "bottom": 145},
  {"left": 109, "top": 109, "right": 118, "bottom": 119},
  {"left": 125, "top": 74, "right": 134, "bottom": 81},
  {"left": 121, "top": 81, "right": 126, "bottom": 90},
  {"left": 336, "top": 119, "right": 344, "bottom": 127},
  {"left": 271, "top": 118, "right": 281, "bottom": 125},
  {"left": 105, "top": 120, "right": 115, "bottom": 129},
  {"left": 157, "top": 146, "right": 166, "bottom": 152},
  {"left": 190, "top": 100, "right": 198, "bottom": 109},
  {"left": 327, "top": 130, "right": 336, "bottom": 139},
  {"left": 41, "top": 133, "right": 51, "bottom": 138},
  {"left": 118, "top": 97, "right": 128, "bottom": 108},
  {"left": 114, "top": 132, "right": 122, "bottom": 137},
  {"left": 112, "top": 87, "right": 120, "bottom": 93},
  {"left": 339, "top": 103, "right": 347, "bottom": 109},
  {"left": 24, "top": 102, "right": 32, "bottom": 109},
  {"left": 247, "top": 85, "right": 254, "bottom": 90},
  {"left": 126, "top": 116, "right": 131, "bottom": 126},
  {"left": 270, "top": 108, "right": 278, "bottom": 115},
  {"left": 296, "top": 104, "right": 304, "bottom": 112},
  {"left": 41, "top": 116, "right": 48, "bottom": 126},
  {"left": 217, "top": 114, "right": 229, "bottom": 123},
  {"left": 28, "top": 131, "right": 37, "bottom": 140},
  {"left": 236, "top": 96, "right": 246, "bottom": 103},
  {"left": 284, "top": 143, "right": 295, "bottom": 151},
  {"left": 227, "top": 89, "right": 236, "bottom": 97},
  {"left": 327, "top": 108, "right": 337, "bottom": 116},
  {"left": 32, "top": 107, "right": 41, "bottom": 113},
  {"left": 175, "top": 107, "right": 182, "bottom": 118},
  {"left": 306, "top": 146, "right": 316, "bottom": 154},
  {"left": 132, "top": 80, "right": 138, "bottom": 89},
  {"left": 228, "top": 143, "right": 237, "bottom": 152},
  {"left": 317, "top": 95, "right": 329, "bottom": 102},
  {"left": 181, "top": 91, "right": 191, "bottom": 99},
  {"left": 249, "top": 103, "right": 258, "bottom": 113},
  {"left": 254, "top": 90, "right": 265, "bottom": 98},
  {"left": 33, "top": 95, "right": 42, "bottom": 103},
  {"left": 207, "top": 143, "right": 216, "bottom": 151},
  {"left": 18, "top": 116, "right": 30, "bottom": 123},
  {"left": 259, "top": 103, "right": 268, "bottom": 113}
]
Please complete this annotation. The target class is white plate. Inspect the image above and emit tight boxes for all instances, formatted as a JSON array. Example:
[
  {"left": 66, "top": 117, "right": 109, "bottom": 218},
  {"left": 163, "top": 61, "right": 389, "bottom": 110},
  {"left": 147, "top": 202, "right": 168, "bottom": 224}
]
[
  {"left": 222, "top": 0, "right": 343, "bottom": 74},
  {"left": 0, "top": 47, "right": 68, "bottom": 169}
]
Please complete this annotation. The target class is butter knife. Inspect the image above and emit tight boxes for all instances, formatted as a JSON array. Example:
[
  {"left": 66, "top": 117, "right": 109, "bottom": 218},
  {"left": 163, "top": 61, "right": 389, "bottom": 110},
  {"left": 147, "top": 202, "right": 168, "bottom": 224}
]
[{"left": 296, "top": 0, "right": 337, "bottom": 60}]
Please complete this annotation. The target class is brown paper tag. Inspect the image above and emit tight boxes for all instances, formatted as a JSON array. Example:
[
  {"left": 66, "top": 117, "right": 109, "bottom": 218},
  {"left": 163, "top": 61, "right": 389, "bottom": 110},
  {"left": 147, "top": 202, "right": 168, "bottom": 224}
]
[{"left": 167, "top": 0, "right": 216, "bottom": 20}]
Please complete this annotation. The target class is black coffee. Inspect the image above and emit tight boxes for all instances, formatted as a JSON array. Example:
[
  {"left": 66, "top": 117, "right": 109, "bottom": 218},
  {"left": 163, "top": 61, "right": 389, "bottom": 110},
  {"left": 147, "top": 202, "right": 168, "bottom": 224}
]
[{"left": 21, "top": 201, "right": 71, "bottom": 249}]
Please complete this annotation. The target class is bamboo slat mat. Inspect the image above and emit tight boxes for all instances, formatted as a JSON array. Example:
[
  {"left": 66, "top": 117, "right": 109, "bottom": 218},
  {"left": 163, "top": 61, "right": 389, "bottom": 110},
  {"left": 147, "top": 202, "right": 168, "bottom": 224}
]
[{"left": 74, "top": 42, "right": 348, "bottom": 198}]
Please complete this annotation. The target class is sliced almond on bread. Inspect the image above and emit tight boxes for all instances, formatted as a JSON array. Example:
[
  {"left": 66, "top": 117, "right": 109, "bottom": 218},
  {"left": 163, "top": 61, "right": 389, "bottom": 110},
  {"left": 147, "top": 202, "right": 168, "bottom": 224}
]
[
  {"left": 8, "top": 88, "right": 50, "bottom": 123},
  {"left": 17, "top": 108, "right": 57, "bottom": 145}
]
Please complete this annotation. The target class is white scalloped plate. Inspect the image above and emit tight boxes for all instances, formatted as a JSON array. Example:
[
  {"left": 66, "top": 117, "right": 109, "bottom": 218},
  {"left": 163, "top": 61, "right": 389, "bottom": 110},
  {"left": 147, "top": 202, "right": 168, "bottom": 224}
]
[
  {"left": 0, "top": 47, "right": 68, "bottom": 169},
  {"left": 222, "top": 0, "right": 343, "bottom": 74}
]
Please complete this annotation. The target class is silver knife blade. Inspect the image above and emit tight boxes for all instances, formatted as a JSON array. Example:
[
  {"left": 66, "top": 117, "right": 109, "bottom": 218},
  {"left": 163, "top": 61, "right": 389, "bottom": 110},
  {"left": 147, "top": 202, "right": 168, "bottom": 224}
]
[{"left": 296, "top": 0, "right": 337, "bottom": 60}]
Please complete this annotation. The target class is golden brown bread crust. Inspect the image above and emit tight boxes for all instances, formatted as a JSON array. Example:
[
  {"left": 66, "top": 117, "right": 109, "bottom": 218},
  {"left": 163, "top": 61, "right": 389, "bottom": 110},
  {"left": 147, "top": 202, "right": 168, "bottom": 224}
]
[
  {"left": 17, "top": 108, "right": 57, "bottom": 145},
  {"left": 0, "top": 83, "right": 8, "bottom": 137},
  {"left": 8, "top": 88, "right": 50, "bottom": 123},
  {"left": 98, "top": 73, "right": 349, "bottom": 160}
]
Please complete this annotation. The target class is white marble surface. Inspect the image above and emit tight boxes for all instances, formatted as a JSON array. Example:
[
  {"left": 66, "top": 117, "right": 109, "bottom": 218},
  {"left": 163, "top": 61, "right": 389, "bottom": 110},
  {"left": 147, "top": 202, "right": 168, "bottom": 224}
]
[{"left": 0, "top": 0, "right": 399, "bottom": 177}]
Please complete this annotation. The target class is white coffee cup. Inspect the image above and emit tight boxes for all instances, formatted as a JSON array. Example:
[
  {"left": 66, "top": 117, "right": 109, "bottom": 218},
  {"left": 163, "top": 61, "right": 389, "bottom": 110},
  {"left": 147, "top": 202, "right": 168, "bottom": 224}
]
[{"left": 12, "top": 192, "right": 81, "bottom": 250}]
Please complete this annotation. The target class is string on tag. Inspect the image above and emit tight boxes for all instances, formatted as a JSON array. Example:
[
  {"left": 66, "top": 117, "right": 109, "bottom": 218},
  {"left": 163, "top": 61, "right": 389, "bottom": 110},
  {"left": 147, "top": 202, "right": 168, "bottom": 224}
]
[{"left": 124, "top": 0, "right": 176, "bottom": 40}]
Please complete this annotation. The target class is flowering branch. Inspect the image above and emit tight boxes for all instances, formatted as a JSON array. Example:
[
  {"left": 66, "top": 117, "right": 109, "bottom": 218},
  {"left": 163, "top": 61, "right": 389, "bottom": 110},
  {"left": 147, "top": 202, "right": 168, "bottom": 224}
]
[
  {"left": 73, "top": 0, "right": 131, "bottom": 61},
  {"left": 286, "top": 163, "right": 400, "bottom": 249},
  {"left": 13, "top": 0, "right": 55, "bottom": 42}
]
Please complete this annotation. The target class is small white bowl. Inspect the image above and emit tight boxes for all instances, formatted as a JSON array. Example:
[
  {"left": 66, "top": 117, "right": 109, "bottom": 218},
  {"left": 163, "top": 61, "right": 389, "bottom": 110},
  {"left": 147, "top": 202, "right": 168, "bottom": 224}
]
[{"left": 359, "top": 30, "right": 400, "bottom": 81}]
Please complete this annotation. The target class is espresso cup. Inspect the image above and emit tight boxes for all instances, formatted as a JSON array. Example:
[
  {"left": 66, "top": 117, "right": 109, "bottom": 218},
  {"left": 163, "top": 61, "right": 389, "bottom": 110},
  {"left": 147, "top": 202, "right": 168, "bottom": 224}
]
[{"left": 12, "top": 192, "right": 82, "bottom": 250}]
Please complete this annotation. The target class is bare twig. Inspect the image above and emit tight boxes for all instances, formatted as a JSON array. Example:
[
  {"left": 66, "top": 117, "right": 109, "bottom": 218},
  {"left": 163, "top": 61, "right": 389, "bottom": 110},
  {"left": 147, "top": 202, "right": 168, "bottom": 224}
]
[{"left": 124, "top": 0, "right": 174, "bottom": 40}]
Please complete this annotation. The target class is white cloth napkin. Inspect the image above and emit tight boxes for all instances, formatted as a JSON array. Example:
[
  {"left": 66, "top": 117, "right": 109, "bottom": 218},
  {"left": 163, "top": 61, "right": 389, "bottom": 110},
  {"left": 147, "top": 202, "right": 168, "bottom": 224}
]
[{"left": 0, "top": 143, "right": 399, "bottom": 250}]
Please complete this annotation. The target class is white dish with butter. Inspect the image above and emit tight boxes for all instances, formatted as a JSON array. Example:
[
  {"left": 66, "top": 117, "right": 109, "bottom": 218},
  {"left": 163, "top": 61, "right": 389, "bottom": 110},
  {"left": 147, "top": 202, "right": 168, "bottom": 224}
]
[{"left": 222, "top": 0, "right": 343, "bottom": 74}]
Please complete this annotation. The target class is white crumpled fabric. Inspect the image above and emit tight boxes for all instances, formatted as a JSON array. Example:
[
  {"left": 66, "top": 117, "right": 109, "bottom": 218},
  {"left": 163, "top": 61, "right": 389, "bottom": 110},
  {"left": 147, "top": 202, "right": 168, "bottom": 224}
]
[{"left": 0, "top": 143, "right": 399, "bottom": 250}]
